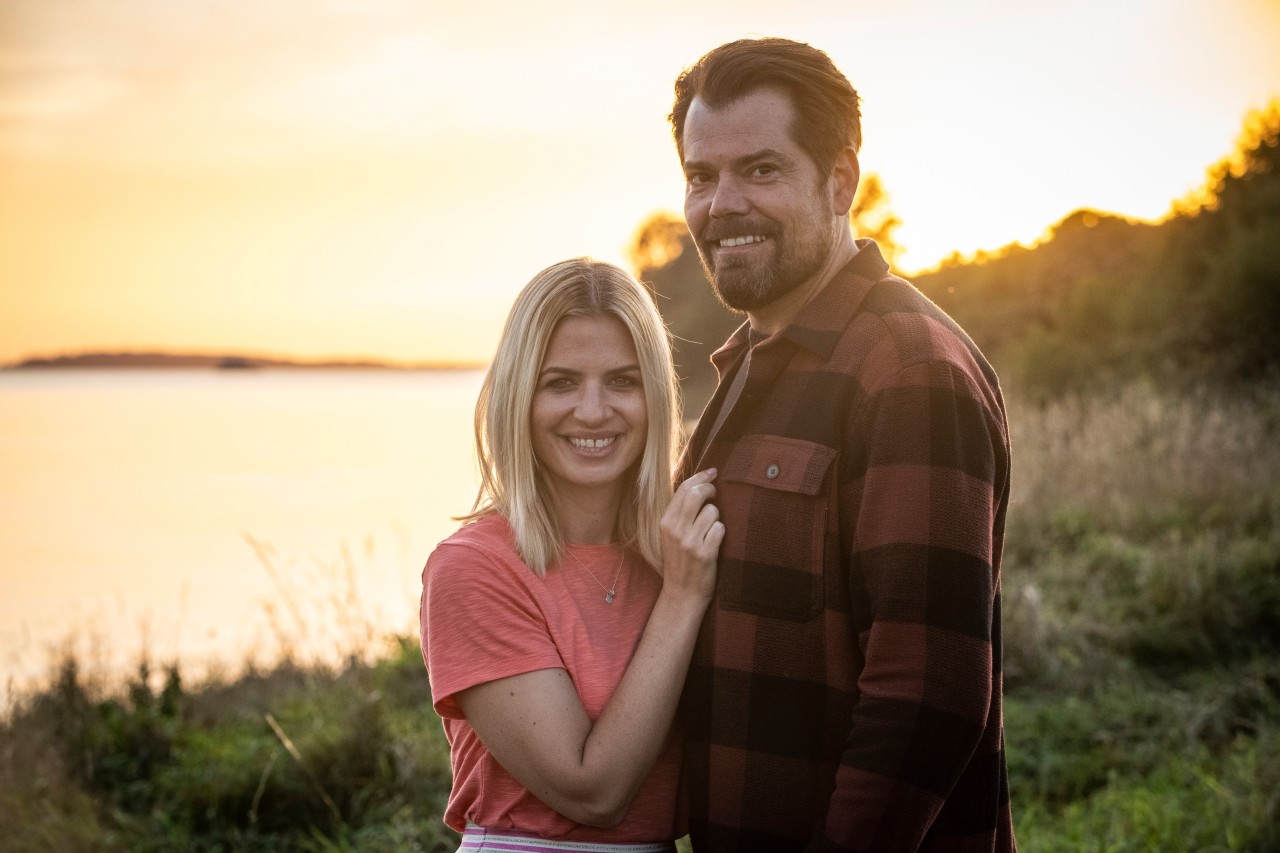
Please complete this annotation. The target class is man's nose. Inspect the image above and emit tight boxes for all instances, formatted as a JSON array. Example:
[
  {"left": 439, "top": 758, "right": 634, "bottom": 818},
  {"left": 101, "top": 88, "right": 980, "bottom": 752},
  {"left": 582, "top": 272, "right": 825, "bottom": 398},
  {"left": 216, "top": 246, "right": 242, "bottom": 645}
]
[{"left": 708, "top": 175, "right": 749, "bottom": 218}]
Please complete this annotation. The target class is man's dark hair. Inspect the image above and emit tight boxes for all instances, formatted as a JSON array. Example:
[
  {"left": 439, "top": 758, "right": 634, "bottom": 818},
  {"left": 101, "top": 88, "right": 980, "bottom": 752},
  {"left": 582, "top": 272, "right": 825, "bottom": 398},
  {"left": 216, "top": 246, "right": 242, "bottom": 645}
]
[{"left": 670, "top": 37, "right": 861, "bottom": 177}]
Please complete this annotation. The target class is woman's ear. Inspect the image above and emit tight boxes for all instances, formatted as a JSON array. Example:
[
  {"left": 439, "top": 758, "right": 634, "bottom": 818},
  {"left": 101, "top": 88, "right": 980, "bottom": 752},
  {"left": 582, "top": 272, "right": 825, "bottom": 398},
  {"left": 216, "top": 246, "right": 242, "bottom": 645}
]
[{"left": 830, "top": 148, "right": 860, "bottom": 217}]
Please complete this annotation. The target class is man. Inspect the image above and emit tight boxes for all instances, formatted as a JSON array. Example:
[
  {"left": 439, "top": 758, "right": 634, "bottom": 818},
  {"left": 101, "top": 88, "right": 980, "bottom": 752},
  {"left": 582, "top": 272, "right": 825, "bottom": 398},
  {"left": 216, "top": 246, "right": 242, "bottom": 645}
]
[{"left": 669, "top": 38, "right": 1015, "bottom": 851}]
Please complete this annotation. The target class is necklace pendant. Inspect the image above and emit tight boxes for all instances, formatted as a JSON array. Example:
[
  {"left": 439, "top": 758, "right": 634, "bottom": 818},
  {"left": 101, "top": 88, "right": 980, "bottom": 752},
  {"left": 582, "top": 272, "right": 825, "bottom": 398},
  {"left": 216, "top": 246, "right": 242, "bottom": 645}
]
[{"left": 604, "top": 590, "right": 615, "bottom": 604}]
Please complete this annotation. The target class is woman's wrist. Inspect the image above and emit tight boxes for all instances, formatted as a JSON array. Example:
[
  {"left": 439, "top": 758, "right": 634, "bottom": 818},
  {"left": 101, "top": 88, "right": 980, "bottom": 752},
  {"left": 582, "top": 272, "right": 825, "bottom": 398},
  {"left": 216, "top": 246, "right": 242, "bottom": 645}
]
[{"left": 655, "top": 582, "right": 713, "bottom": 620}]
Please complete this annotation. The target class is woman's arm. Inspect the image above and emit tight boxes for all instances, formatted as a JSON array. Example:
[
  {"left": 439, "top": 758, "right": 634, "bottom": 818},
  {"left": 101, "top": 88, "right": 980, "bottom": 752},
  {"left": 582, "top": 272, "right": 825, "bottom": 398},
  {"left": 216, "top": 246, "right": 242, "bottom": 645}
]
[{"left": 456, "top": 468, "right": 723, "bottom": 827}]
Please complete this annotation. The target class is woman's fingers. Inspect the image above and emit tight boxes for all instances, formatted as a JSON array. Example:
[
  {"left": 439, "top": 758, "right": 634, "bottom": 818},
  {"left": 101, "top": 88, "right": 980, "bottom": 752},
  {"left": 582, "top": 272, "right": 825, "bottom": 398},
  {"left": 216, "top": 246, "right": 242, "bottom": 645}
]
[
  {"left": 665, "top": 466, "right": 716, "bottom": 532},
  {"left": 658, "top": 469, "right": 722, "bottom": 590},
  {"left": 694, "top": 503, "right": 723, "bottom": 544},
  {"left": 668, "top": 469, "right": 718, "bottom": 520}
]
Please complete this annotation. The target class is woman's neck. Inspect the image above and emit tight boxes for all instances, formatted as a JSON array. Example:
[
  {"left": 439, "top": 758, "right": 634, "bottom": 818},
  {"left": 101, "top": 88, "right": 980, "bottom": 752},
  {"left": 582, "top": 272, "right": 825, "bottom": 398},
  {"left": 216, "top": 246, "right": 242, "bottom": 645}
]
[{"left": 554, "top": 491, "right": 621, "bottom": 545}]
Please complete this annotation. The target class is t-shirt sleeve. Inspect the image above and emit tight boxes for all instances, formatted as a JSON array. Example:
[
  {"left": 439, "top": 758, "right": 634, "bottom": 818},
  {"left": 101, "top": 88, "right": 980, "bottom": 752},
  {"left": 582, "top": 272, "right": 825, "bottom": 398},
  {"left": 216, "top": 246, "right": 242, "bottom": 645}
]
[{"left": 422, "top": 539, "right": 566, "bottom": 720}]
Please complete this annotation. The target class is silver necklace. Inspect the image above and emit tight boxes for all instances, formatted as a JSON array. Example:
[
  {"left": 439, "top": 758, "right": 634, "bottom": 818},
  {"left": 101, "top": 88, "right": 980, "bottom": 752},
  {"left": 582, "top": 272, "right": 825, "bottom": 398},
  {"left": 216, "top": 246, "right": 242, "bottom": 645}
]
[{"left": 567, "top": 547, "right": 626, "bottom": 604}]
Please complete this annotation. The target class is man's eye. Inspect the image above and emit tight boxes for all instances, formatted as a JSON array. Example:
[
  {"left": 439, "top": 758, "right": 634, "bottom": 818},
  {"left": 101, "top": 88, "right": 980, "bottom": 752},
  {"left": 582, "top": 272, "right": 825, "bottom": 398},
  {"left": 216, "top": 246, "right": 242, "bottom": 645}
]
[
  {"left": 686, "top": 172, "right": 711, "bottom": 186},
  {"left": 752, "top": 164, "right": 776, "bottom": 177}
]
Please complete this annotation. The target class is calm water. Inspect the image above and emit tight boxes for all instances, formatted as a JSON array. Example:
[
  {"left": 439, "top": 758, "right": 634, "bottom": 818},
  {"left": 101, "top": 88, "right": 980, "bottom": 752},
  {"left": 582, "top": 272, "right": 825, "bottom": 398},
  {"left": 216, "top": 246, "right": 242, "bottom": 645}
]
[{"left": 0, "top": 368, "right": 485, "bottom": 701}]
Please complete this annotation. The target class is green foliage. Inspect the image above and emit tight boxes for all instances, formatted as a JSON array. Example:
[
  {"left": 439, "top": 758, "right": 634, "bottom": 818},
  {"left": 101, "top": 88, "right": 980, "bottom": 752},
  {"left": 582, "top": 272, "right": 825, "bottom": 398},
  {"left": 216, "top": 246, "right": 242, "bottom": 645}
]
[
  {"left": 913, "top": 102, "right": 1280, "bottom": 396},
  {"left": 1014, "top": 731, "right": 1280, "bottom": 852},
  {"left": 39, "top": 659, "right": 183, "bottom": 814},
  {"left": 995, "top": 383, "right": 1280, "bottom": 849},
  {"left": 1000, "top": 384, "right": 1280, "bottom": 688},
  {"left": 1, "top": 644, "right": 458, "bottom": 851}
]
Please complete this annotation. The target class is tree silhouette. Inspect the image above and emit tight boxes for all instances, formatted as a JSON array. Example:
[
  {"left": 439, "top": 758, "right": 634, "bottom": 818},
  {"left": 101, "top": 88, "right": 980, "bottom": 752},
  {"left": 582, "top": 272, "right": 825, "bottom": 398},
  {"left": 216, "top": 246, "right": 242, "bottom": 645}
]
[
  {"left": 913, "top": 100, "right": 1280, "bottom": 392},
  {"left": 849, "top": 173, "right": 903, "bottom": 266},
  {"left": 628, "top": 212, "right": 689, "bottom": 275},
  {"left": 628, "top": 212, "right": 740, "bottom": 419}
]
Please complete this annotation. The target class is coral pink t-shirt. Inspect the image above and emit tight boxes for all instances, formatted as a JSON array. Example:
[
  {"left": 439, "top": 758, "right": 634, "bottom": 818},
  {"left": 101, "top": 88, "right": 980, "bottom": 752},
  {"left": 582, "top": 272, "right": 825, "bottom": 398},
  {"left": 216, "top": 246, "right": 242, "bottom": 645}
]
[{"left": 420, "top": 514, "right": 682, "bottom": 841}]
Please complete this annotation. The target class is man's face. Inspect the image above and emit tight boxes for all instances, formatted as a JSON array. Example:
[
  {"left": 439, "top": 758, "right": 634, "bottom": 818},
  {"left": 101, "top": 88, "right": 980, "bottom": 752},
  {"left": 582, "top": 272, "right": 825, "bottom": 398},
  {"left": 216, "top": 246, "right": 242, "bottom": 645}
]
[{"left": 680, "top": 87, "right": 838, "bottom": 313}]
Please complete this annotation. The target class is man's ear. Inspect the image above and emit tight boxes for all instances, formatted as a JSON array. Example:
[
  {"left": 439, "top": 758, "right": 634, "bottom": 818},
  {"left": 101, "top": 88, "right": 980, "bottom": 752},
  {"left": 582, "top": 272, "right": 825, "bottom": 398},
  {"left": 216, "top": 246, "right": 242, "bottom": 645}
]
[{"left": 830, "top": 148, "right": 860, "bottom": 217}]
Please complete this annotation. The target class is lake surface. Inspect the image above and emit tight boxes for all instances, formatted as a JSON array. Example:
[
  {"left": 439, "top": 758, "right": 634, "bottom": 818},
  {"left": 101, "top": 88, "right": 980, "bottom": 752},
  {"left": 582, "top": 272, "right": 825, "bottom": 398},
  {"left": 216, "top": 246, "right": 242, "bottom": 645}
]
[{"left": 0, "top": 368, "right": 485, "bottom": 702}]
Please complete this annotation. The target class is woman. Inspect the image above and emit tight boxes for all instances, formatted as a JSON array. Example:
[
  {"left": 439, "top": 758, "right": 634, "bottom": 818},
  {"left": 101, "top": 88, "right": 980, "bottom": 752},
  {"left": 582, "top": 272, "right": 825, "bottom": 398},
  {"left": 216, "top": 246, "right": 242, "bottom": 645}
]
[{"left": 420, "top": 258, "right": 723, "bottom": 851}]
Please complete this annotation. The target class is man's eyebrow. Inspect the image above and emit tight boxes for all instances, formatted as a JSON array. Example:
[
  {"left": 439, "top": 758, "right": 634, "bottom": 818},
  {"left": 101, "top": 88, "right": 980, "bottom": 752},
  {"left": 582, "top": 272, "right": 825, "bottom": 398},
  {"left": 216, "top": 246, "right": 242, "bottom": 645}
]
[{"left": 683, "top": 147, "right": 793, "bottom": 173}]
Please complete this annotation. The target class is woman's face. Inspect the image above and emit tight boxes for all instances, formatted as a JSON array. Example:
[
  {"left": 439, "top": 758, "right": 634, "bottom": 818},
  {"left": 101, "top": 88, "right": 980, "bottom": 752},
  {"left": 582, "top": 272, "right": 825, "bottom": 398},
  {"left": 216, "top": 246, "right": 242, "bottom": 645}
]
[{"left": 530, "top": 314, "right": 648, "bottom": 512}]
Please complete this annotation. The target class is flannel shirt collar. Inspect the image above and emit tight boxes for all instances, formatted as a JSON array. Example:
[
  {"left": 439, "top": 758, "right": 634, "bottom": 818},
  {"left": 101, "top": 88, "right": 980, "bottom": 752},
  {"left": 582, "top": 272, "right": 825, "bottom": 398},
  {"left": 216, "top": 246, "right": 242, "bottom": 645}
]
[{"left": 709, "top": 238, "right": 890, "bottom": 376}]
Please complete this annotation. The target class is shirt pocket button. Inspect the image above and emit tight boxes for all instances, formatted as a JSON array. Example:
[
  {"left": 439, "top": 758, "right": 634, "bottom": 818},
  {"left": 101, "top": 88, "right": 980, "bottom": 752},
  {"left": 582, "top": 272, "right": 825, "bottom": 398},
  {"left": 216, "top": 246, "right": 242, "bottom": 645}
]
[{"left": 766, "top": 463, "right": 780, "bottom": 479}]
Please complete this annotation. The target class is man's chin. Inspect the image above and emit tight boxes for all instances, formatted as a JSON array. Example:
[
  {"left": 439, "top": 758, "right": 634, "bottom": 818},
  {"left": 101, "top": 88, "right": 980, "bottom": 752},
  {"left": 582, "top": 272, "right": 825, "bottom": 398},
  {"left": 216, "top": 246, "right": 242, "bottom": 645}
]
[
  {"left": 696, "top": 249, "right": 778, "bottom": 312},
  {"left": 711, "top": 272, "right": 774, "bottom": 313}
]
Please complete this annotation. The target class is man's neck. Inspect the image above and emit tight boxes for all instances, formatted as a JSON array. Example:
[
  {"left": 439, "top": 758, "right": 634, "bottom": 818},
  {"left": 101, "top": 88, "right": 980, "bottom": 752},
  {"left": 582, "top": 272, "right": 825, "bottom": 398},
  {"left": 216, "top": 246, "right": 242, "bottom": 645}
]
[{"left": 746, "top": 232, "right": 860, "bottom": 337}]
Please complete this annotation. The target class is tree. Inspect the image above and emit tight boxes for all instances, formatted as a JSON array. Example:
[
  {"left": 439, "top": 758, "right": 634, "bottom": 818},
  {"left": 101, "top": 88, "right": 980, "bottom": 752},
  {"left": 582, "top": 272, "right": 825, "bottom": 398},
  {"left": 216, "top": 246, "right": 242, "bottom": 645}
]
[
  {"left": 628, "top": 212, "right": 740, "bottom": 418},
  {"left": 849, "top": 173, "right": 904, "bottom": 266},
  {"left": 628, "top": 212, "right": 689, "bottom": 275}
]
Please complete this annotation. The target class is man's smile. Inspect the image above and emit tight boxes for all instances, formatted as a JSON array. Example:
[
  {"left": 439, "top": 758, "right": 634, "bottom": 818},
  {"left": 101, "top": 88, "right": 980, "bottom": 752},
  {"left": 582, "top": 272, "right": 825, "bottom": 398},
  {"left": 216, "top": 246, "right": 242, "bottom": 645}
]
[{"left": 718, "top": 235, "right": 768, "bottom": 248}]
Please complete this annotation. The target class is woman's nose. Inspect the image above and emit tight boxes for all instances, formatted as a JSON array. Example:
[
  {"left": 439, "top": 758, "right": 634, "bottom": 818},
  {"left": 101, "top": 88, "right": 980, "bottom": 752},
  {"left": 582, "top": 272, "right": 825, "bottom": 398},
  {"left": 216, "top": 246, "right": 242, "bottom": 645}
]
[{"left": 573, "top": 383, "right": 609, "bottom": 424}]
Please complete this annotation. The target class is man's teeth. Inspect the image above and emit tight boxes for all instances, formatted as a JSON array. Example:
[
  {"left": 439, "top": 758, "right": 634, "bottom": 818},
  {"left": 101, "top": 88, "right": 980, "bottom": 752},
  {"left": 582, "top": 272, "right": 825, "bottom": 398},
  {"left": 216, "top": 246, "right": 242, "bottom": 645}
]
[
  {"left": 719, "top": 235, "right": 765, "bottom": 247},
  {"left": 570, "top": 436, "right": 615, "bottom": 449}
]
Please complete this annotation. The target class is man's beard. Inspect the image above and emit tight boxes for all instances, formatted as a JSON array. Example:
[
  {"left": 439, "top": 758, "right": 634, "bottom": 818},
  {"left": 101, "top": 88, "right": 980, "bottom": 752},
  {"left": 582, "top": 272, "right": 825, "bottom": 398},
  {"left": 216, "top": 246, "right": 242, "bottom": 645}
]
[{"left": 696, "top": 221, "right": 833, "bottom": 313}]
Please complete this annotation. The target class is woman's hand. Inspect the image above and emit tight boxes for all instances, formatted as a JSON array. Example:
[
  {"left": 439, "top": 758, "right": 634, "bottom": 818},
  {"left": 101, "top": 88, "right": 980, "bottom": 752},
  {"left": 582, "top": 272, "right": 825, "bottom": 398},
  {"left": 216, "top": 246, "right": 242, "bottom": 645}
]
[{"left": 658, "top": 468, "right": 723, "bottom": 603}]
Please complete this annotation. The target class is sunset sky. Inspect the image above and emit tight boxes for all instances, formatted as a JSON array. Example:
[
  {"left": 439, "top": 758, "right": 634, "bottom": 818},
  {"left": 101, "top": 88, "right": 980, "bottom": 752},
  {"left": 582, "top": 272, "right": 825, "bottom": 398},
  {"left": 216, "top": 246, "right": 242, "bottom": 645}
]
[{"left": 2, "top": 0, "right": 1278, "bottom": 366}]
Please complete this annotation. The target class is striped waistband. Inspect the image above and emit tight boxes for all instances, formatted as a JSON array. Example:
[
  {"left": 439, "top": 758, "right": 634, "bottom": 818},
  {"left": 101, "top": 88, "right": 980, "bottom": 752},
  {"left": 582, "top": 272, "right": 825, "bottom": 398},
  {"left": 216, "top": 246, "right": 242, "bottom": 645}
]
[{"left": 459, "top": 825, "right": 676, "bottom": 853}]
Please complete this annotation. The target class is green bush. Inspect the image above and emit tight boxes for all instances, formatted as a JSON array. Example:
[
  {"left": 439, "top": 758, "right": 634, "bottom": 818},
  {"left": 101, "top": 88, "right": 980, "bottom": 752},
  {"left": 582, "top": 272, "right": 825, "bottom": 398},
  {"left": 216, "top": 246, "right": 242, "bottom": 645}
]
[
  {"left": 1, "top": 649, "right": 458, "bottom": 851},
  {"left": 1014, "top": 732, "right": 1280, "bottom": 852}
]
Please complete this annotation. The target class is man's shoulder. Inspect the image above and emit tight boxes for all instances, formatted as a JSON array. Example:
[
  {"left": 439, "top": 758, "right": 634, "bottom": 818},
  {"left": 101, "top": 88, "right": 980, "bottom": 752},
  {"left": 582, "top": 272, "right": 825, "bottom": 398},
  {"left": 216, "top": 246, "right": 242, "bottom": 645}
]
[
  {"left": 838, "top": 272, "right": 995, "bottom": 384},
  {"left": 782, "top": 245, "right": 999, "bottom": 399},
  {"left": 789, "top": 242, "right": 972, "bottom": 364}
]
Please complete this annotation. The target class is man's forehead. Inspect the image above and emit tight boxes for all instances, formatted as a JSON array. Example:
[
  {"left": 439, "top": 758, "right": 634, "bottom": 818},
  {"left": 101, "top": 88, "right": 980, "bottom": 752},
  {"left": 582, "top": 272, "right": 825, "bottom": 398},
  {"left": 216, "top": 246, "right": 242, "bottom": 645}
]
[
  {"left": 687, "top": 86, "right": 797, "bottom": 123},
  {"left": 682, "top": 88, "right": 802, "bottom": 161}
]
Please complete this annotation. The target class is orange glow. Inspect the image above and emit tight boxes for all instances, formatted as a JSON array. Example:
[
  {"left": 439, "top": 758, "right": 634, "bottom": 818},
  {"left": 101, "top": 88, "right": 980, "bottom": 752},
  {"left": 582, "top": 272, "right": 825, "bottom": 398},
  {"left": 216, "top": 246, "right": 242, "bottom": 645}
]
[{"left": 2, "top": 0, "right": 1279, "bottom": 364}]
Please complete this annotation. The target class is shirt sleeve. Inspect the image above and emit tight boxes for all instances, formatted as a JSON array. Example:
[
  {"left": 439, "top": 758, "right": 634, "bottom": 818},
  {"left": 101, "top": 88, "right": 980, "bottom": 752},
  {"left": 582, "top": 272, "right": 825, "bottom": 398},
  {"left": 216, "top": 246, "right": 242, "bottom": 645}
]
[
  {"left": 816, "top": 357, "right": 1007, "bottom": 850},
  {"left": 422, "top": 539, "right": 566, "bottom": 720}
]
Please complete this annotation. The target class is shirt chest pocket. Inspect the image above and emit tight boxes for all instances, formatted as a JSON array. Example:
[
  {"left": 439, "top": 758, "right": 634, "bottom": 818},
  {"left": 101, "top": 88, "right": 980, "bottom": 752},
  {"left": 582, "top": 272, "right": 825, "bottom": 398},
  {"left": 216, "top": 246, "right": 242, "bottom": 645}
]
[{"left": 716, "top": 435, "right": 837, "bottom": 622}]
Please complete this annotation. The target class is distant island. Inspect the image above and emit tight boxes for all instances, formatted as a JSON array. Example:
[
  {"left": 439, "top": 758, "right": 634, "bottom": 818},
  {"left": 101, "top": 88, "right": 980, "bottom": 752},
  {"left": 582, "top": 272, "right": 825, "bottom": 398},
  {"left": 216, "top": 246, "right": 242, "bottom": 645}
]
[{"left": 3, "top": 351, "right": 485, "bottom": 371}]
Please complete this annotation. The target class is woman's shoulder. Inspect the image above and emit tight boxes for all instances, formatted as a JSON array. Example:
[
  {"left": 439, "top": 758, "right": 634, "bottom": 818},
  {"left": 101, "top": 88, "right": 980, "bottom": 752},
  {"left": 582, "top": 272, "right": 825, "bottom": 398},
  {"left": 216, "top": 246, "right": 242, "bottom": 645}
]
[
  {"left": 424, "top": 515, "right": 550, "bottom": 620},
  {"left": 437, "top": 513, "right": 515, "bottom": 552},
  {"left": 427, "top": 514, "right": 524, "bottom": 582}
]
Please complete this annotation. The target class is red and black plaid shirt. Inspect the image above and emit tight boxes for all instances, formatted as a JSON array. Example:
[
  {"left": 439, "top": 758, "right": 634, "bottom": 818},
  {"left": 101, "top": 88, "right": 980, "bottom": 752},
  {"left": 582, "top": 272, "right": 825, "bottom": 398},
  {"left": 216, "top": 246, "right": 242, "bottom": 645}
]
[{"left": 677, "top": 242, "right": 1015, "bottom": 852}]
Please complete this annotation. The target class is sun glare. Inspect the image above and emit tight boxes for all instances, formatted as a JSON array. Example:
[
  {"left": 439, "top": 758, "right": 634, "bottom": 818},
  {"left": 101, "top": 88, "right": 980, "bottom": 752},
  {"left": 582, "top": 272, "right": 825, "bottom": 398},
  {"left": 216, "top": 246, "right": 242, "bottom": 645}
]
[{"left": 1, "top": 0, "right": 1277, "bottom": 363}]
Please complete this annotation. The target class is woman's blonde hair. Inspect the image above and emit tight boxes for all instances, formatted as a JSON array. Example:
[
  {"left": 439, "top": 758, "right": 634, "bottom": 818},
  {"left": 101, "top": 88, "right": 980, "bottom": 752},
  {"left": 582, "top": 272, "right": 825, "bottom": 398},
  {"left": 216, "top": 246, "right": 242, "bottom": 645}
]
[{"left": 461, "top": 258, "right": 681, "bottom": 575}]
